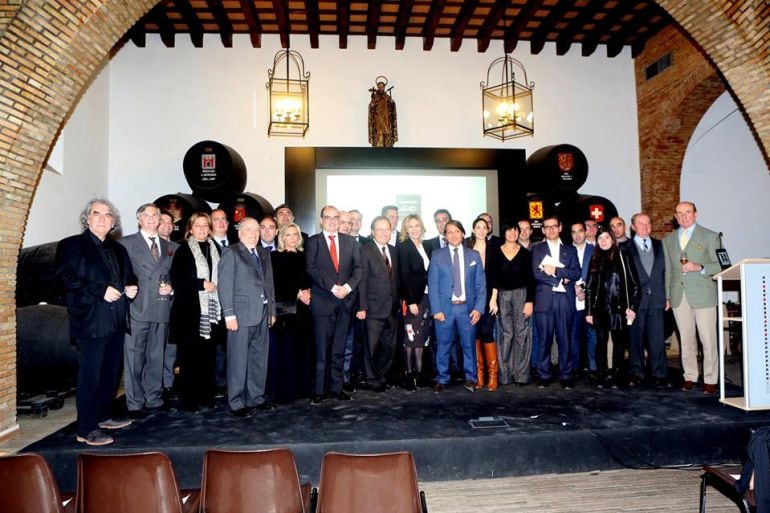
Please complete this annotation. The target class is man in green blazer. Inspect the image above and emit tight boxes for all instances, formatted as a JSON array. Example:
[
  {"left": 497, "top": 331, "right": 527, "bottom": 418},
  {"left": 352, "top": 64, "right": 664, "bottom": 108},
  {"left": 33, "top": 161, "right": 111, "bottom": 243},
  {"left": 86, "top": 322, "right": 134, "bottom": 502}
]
[{"left": 663, "top": 201, "right": 721, "bottom": 394}]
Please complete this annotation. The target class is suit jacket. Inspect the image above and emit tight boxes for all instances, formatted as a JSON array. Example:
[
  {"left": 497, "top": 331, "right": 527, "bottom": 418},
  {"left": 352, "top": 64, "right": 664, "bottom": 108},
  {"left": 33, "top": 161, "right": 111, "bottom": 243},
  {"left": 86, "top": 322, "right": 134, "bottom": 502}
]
[
  {"left": 217, "top": 242, "right": 276, "bottom": 325},
  {"left": 623, "top": 238, "right": 666, "bottom": 310},
  {"left": 530, "top": 240, "right": 581, "bottom": 313},
  {"left": 55, "top": 231, "right": 136, "bottom": 339},
  {"left": 427, "top": 245, "right": 486, "bottom": 316},
  {"left": 398, "top": 239, "right": 430, "bottom": 306},
  {"left": 118, "top": 232, "right": 177, "bottom": 323},
  {"left": 424, "top": 236, "right": 442, "bottom": 256},
  {"left": 358, "top": 242, "right": 400, "bottom": 319},
  {"left": 576, "top": 243, "right": 595, "bottom": 282},
  {"left": 663, "top": 224, "right": 720, "bottom": 308},
  {"left": 168, "top": 239, "right": 220, "bottom": 344},
  {"left": 305, "top": 232, "right": 363, "bottom": 315}
]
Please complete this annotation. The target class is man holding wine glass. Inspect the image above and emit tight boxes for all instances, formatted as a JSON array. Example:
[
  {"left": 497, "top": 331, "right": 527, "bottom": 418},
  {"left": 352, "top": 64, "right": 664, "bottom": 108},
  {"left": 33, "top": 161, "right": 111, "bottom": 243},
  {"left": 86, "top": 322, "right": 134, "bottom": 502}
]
[
  {"left": 119, "top": 203, "right": 178, "bottom": 418},
  {"left": 663, "top": 201, "right": 722, "bottom": 394}
]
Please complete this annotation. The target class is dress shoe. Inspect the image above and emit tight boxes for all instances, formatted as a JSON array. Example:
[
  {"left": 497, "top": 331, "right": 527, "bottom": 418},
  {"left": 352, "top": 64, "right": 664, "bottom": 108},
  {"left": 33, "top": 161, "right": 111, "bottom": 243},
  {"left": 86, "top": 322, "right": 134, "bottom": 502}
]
[
  {"left": 76, "top": 430, "right": 114, "bottom": 446},
  {"left": 703, "top": 383, "right": 718, "bottom": 395},
  {"left": 127, "top": 409, "right": 146, "bottom": 420},
  {"left": 372, "top": 384, "right": 387, "bottom": 393},
  {"left": 336, "top": 391, "right": 352, "bottom": 401},
  {"left": 98, "top": 418, "right": 132, "bottom": 430},
  {"left": 255, "top": 402, "right": 277, "bottom": 411},
  {"left": 628, "top": 375, "right": 644, "bottom": 387},
  {"left": 310, "top": 395, "right": 324, "bottom": 406},
  {"left": 230, "top": 407, "right": 252, "bottom": 418},
  {"left": 654, "top": 379, "right": 672, "bottom": 390},
  {"left": 560, "top": 379, "right": 574, "bottom": 390},
  {"left": 535, "top": 378, "right": 550, "bottom": 388},
  {"left": 681, "top": 380, "right": 694, "bottom": 391},
  {"left": 463, "top": 381, "right": 475, "bottom": 393},
  {"left": 342, "top": 382, "right": 356, "bottom": 393},
  {"left": 433, "top": 383, "right": 445, "bottom": 393}
]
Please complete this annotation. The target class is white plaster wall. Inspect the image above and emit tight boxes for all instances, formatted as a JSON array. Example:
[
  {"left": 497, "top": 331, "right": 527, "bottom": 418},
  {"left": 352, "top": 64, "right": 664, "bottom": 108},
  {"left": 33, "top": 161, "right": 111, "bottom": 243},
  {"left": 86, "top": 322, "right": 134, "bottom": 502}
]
[
  {"left": 681, "top": 92, "right": 770, "bottom": 262},
  {"left": 106, "top": 34, "right": 642, "bottom": 228},
  {"left": 24, "top": 67, "right": 110, "bottom": 247}
]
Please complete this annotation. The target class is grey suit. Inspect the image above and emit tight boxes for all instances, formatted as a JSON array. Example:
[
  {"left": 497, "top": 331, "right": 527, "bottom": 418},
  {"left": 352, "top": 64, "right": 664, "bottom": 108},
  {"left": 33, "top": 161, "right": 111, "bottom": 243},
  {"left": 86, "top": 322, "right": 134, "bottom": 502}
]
[
  {"left": 118, "top": 232, "right": 177, "bottom": 411},
  {"left": 217, "top": 242, "right": 276, "bottom": 411}
]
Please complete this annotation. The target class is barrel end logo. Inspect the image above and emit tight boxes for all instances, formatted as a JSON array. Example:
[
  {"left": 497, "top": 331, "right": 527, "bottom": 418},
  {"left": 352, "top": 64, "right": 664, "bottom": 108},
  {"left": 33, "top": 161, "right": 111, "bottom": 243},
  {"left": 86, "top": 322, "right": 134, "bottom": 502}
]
[
  {"left": 201, "top": 154, "right": 216, "bottom": 170},
  {"left": 557, "top": 152, "right": 574, "bottom": 173},
  {"left": 589, "top": 204, "right": 604, "bottom": 222},
  {"left": 529, "top": 201, "right": 544, "bottom": 219}
]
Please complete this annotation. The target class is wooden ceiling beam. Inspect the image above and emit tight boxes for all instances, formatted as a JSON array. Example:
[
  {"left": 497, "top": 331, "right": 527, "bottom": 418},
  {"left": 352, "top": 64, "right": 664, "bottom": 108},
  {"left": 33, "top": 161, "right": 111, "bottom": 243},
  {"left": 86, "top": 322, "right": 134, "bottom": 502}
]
[
  {"left": 176, "top": 0, "right": 205, "bottom": 48},
  {"left": 422, "top": 0, "right": 446, "bottom": 51},
  {"left": 338, "top": 0, "right": 349, "bottom": 49},
  {"left": 449, "top": 0, "right": 478, "bottom": 52},
  {"left": 394, "top": 0, "right": 414, "bottom": 50},
  {"left": 366, "top": 0, "right": 382, "bottom": 50},
  {"left": 306, "top": 0, "right": 321, "bottom": 48},
  {"left": 207, "top": 0, "right": 234, "bottom": 48},
  {"left": 527, "top": 0, "right": 572, "bottom": 55},
  {"left": 149, "top": 2, "right": 176, "bottom": 48},
  {"left": 503, "top": 0, "right": 546, "bottom": 54},
  {"left": 238, "top": 0, "right": 262, "bottom": 48},
  {"left": 128, "top": 26, "right": 146, "bottom": 48},
  {"left": 554, "top": 2, "right": 597, "bottom": 56},
  {"left": 272, "top": 0, "right": 290, "bottom": 48},
  {"left": 577, "top": 1, "right": 631, "bottom": 57},
  {"left": 477, "top": 0, "right": 507, "bottom": 53}
]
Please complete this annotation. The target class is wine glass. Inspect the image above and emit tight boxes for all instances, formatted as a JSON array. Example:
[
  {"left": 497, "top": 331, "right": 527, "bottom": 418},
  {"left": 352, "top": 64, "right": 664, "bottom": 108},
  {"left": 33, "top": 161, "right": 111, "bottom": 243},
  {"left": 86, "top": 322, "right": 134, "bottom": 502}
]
[
  {"left": 158, "top": 273, "right": 169, "bottom": 301},
  {"left": 679, "top": 252, "right": 688, "bottom": 274}
]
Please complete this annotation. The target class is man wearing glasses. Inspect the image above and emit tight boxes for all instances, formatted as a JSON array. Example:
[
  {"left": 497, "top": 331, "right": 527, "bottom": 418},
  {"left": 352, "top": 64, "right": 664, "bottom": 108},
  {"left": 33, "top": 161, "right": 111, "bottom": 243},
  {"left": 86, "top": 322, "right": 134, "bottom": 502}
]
[{"left": 530, "top": 216, "right": 581, "bottom": 388}]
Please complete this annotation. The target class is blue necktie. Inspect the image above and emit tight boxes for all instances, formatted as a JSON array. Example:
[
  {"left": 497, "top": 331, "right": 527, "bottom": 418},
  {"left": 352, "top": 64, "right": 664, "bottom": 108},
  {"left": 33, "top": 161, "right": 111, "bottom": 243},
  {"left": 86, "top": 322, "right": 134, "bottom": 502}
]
[
  {"left": 250, "top": 247, "right": 263, "bottom": 277},
  {"left": 452, "top": 248, "right": 462, "bottom": 296}
]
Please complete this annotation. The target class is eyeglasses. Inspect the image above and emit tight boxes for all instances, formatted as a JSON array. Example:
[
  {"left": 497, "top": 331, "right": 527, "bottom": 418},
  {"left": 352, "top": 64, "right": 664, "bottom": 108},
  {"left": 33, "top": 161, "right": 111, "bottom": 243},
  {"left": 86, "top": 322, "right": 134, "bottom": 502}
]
[{"left": 543, "top": 224, "right": 559, "bottom": 230}]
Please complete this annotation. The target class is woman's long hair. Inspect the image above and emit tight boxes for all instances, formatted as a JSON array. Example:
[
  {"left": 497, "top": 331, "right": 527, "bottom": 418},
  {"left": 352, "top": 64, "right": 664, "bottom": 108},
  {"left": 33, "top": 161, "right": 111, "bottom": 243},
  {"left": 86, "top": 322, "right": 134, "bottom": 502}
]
[
  {"left": 468, "top": 217, "right": 489, "bottom": 248},
  {"left": 588, "top": 227, "right": 619, "bottom": 273}
]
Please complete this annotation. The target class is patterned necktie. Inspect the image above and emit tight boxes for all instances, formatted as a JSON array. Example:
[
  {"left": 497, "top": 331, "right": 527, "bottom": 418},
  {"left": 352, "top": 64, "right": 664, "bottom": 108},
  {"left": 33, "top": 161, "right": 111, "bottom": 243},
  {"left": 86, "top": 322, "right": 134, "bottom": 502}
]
[
  {"left": 149, "top": 236, "right": 160, "bottom": 262},
  {"left": 452, "top": 248, "right": 462, "bottom": 296},
  {"left": 382, "top": 246, "right": 391, "bottom": 274},
  {"left": 329, "top": 235, "right": 339, "bottom": 272},
  {"left": 643, "top": 239, "right": 649, "bottom": 253}
]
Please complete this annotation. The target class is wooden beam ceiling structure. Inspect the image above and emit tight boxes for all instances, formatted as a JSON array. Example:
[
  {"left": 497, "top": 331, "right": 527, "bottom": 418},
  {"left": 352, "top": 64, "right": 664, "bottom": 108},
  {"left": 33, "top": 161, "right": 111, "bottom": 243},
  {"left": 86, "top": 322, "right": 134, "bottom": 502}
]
[{"left": 125, "top": 0, "right": 671, "bottom": 58}]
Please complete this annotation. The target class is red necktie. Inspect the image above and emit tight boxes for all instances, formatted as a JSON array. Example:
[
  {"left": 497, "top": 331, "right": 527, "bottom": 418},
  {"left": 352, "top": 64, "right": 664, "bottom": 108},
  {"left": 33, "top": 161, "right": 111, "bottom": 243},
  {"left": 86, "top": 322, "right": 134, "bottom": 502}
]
[
  {"left": 329, "top": 235, "right": 339, "bottom": 273},
  {"left": 382, "top": 246, "right": 391, "bottom": 274}
]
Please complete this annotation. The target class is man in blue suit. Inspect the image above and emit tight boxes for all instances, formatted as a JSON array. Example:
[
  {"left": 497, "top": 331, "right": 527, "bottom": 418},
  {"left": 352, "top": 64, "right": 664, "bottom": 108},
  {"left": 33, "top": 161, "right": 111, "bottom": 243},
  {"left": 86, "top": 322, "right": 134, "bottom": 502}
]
[
  {"left": 570, "top": 221, "right": 597, "bottom": 377},
  {"left": 428, "top": 220, "right": 486, "bottom": 392},
  {"left": 531, "top": 216, "right": 581, "bottom": 388}
]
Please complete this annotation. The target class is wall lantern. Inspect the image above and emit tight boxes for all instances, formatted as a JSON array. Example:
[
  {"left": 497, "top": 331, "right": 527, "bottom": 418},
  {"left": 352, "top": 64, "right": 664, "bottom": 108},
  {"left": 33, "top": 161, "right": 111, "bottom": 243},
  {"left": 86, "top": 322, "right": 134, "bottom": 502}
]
[
  {"left": 480, "top": 55, "right": 534, "bottom": 141},
  {"left": 266, "top": 49, "right": 310, "bottom": 137}
]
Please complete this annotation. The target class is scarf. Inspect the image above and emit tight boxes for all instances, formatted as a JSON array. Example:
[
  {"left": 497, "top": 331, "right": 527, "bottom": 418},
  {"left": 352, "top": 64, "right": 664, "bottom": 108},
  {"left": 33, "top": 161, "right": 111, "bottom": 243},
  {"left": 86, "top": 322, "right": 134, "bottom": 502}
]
[{"left": 187, "top": 237, "right": 221, "bottom": 339}]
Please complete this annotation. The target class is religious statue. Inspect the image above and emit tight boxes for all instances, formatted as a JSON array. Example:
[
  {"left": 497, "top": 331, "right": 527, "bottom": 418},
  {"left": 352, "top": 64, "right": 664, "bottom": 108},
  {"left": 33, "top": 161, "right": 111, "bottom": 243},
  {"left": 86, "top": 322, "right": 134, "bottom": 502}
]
[{"left": 368, "top": 76, "right": 398, "bottom": 148}]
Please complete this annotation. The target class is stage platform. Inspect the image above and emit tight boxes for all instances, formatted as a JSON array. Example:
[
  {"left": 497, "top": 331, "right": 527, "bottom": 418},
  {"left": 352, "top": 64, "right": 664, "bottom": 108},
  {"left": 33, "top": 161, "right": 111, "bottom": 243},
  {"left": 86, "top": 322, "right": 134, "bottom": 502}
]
[{"left": 24, "top": 379, "right": 770, "bottom": 492}]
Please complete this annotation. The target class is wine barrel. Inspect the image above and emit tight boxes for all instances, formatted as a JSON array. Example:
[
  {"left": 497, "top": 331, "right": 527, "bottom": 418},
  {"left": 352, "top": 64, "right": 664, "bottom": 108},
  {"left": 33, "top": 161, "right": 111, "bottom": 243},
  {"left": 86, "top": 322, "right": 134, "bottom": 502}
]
[
  {"left": 17, "top": 304, "right": 78, "bottom": 395},
  {"left": 526, "top": 144, "right": 588, "bottom": 200},
  {"left": 154, "top": 193, "right": 212, "bottom": 242},
  {"left": 17, "top": 241, "right": 65, "bottom": 307},
  {"left": 183, "top": 140, "right": 247, "bottom": 203},
  {"left": 556, "top": 194, "right": 618, "bottom": 232},
  {"left": 217, "top": 192, "right": 274, "bottom": 242}
]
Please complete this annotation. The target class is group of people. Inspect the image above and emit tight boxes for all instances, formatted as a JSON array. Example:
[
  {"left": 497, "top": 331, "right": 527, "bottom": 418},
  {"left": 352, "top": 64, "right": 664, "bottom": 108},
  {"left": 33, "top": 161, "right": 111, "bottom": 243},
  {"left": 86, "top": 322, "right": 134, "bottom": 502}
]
[{"left": 55, "top": 198, "right": 722, "bottom": 446}]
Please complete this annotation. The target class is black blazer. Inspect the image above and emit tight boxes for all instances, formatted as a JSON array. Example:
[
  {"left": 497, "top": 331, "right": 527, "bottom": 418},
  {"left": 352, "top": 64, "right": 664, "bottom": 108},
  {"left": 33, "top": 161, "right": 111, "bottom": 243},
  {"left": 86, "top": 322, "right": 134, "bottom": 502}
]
[
  {"left": 622, "top": 238, "right": 666, "bottom": 310},
  {"left": 358, "top": 242, "right": 400, "bottom": 318},
  {"left": 55, "top": 231, "right": 136, "bottom": 340},
  {"left": 398, "top": 239, "right": 430, "bottom": 306},
  {"left": 305, "top": 232, "right": 363, "bottom": 315}
]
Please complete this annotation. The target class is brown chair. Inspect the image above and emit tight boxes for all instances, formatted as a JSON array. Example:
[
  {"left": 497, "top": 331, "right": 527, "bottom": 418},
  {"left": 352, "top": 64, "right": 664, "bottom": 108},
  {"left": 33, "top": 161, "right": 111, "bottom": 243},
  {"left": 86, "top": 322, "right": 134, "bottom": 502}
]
[
  {"left": 200, "top": 448, "right": 308, "bottom": 513},
  {"left": 700, "top": 465, "right": 755, "bottom": 513},
  {"left": 0, "top": 453, "right": 75, "bottom": 513},
  {"left": 76, "top": 451, "right": 198, "bottom": 513},
  {"left": 316, "top": 451, "right": 428, "bottom": 513}
]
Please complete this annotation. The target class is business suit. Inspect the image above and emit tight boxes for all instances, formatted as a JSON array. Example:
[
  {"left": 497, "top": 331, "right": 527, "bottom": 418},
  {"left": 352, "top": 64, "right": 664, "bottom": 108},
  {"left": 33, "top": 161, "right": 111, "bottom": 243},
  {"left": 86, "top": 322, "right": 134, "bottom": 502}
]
[
  {"left": 663, "top": 224, "right": 721, "bottom": 385},
  {"left": 306, "top": 231, "right": 363, "bottom": 396},
  {"left": 571, "top": 242, "right": 597, "bottom": 372},
  {"left": 622, "top": 237, "right": 668, "bottom": 381},
  {"left": 118, "top": 232, "right": 177, "bottom": 412},
  {"left": 55, "top": 230, "right": 136, "bottom": 438},
  {"left": 531, "top": 240, "right": 581, "bottom": 381},
  {"left": 358, "top": 241, "right": 400, "bottom": 385},
  {"left": 428, "top": 244, "right": 486, "bottom": 385},
  {"left": 218, "top": 242, "right": 276, "bottom": 411},
  {"left": 425, "top": 235, "right": 444, "bottom": 255}
]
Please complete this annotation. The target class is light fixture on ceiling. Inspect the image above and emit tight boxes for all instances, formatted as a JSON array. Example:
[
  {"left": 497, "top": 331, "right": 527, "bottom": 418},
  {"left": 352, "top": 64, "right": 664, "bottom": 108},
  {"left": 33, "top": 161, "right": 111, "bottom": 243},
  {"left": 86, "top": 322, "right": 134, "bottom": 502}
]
[
  {"left": 266, "top": 48, "right": 310, "bottom": 137},
  {"left": 480, "top": 54, "right": 534, "bottom": 141}
]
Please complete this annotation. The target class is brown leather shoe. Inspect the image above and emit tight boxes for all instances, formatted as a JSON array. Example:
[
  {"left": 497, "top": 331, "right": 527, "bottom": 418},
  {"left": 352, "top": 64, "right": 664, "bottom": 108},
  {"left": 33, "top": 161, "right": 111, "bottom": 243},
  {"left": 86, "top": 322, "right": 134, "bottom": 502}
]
[
  {"left": 681, "top": 380, "right": 694, "bottom": 391},
  {"left": 703, "top": 383, "right": 717, "bottom": 395},
  {"left": 433, "top": 383, "right": 445, "bottom": 393}
]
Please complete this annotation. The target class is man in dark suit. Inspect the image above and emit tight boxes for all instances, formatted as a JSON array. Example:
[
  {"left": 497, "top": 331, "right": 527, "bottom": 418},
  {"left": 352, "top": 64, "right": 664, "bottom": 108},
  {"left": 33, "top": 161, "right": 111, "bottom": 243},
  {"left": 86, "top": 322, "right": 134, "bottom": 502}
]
[
  {"left": 428, "top": 220, "right": 486, "bottom": 392},
  {"left": 218, "top": 217, "right": 276, "bottom": 417},
  {"left": 55, "top": 198, "right": 138, "bottom": 446},
  {"left": 425, "top": 209, "right": 451, "bottom": 253},
  {"left": 118, "top": 203, "right": 177, "bottom": 418},
  {"left": 306, "top": 205, "right": 363, "bottom": 404},
  {"left": 624, "top": 212, "right": 669, "bottom": 387},
  {"left": 570, "top": 221, "right": 597, "bottom": 376},
  {"left": 356, "top": 216, "right": 400, "bottom": 391},
  {"left": 210, "top": 208, "right": 231, "bottom": 398},
  {"left": 531, "top": 216, "right": 581, "bottom": 388},
  {"left": 382, "top": 205, "right": 400, "bottom": 246}
]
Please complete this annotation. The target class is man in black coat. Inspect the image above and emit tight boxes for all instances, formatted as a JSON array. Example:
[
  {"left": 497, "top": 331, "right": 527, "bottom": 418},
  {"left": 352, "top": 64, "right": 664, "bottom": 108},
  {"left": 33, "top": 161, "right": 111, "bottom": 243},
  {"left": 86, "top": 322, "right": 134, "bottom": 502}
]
[
  {"left": 356, "top": 216, "right": 400, "bottom": 391},
  {"left": 55, "top": 198, "right": 138, "bottom": 446}
]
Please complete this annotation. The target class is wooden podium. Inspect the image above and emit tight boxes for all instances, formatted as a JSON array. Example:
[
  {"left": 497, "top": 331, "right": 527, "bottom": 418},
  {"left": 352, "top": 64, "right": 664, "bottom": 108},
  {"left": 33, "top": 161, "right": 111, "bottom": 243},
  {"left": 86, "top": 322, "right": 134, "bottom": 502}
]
[{"left": 715, "top": 259, "right": 770, "bottom": 411}]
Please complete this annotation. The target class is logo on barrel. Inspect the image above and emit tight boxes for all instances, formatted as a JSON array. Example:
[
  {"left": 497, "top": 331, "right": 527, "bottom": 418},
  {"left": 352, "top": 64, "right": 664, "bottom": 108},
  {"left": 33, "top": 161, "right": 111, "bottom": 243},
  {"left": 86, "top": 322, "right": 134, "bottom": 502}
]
[
  {"left": 589, "top": 204, "right": 604, "bottom": 222},
  {"left": 557, "top": 152, "right": 574, "bottom": 173},
  {"left": 529, "top": 201, "right": 544, "bottom": 220},
  {"left": 201, "top": 154, "right": 216, "bottom": 170}
]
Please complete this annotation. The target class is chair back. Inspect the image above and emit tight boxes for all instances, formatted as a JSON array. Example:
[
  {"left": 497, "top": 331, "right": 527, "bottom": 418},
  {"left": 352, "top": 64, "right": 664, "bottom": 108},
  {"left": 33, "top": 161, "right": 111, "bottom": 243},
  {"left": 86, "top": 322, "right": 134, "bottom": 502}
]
[
  {"left": 200, "top": 448, "right": 305, "bottom": 513},
  {"left": 76, "top": 452, "right": 185, "bottom": 513},
  {"left": 0, "top": 453, "right": 65, "bottom": 513},
  {"left": 316, "top": 452, "right": 423, "bottom": 513}
]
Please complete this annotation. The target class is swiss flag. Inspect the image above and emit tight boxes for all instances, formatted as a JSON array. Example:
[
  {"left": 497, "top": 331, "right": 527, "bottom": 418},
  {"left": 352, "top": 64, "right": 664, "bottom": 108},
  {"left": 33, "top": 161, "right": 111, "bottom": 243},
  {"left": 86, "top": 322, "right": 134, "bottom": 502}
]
[{"left": 589, "top": 204, "right": 604, "bottom": 222}]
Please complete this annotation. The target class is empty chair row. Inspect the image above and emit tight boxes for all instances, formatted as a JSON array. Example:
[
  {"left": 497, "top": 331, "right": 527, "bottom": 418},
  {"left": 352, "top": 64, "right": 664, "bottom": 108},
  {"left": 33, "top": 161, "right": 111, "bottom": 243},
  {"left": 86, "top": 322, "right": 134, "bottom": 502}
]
[{"left": 0, "top": 448, "right": 428, "bottom": 513}]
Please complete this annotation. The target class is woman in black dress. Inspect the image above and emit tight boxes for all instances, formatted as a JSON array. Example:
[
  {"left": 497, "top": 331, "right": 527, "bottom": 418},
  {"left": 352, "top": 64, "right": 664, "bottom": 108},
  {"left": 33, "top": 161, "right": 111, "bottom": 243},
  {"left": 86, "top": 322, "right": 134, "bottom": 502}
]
[
  {"left": 168, "top": 212, "right": 222, "bottom": 412},
  {"left": 585, "top": 228, "right": 640, "bottom": 387},
  {"left": 469, "top": 217, "right": 500, "bottom": 390},
  {"left": 397, "top": 214, "right": 432, "bottom": 390},
  {"left": 271, "top": 223, "right": 313, "bottom": 400}
]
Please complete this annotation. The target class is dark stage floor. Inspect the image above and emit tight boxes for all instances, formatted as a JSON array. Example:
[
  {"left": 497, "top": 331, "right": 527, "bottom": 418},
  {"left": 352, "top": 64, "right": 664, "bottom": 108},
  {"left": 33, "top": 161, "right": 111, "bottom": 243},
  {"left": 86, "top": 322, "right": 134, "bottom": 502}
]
[{"left": 25, "top": 379, "right": 770, "bottom": 492}]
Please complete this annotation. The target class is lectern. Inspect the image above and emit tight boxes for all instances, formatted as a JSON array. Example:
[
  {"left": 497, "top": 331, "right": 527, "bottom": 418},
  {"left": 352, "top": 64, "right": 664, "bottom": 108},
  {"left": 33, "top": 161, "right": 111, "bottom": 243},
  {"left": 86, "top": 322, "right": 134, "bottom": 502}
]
[{"left": 715, "top": 259, "right": 770, "bottom": 410}]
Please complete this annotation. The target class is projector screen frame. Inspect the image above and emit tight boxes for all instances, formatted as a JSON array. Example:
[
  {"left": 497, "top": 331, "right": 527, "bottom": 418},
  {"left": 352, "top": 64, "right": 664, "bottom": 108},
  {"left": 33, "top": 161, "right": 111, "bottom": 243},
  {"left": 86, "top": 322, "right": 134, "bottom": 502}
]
[{"left": 285, "top": 147, "right": 526, "bottom": 235}]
